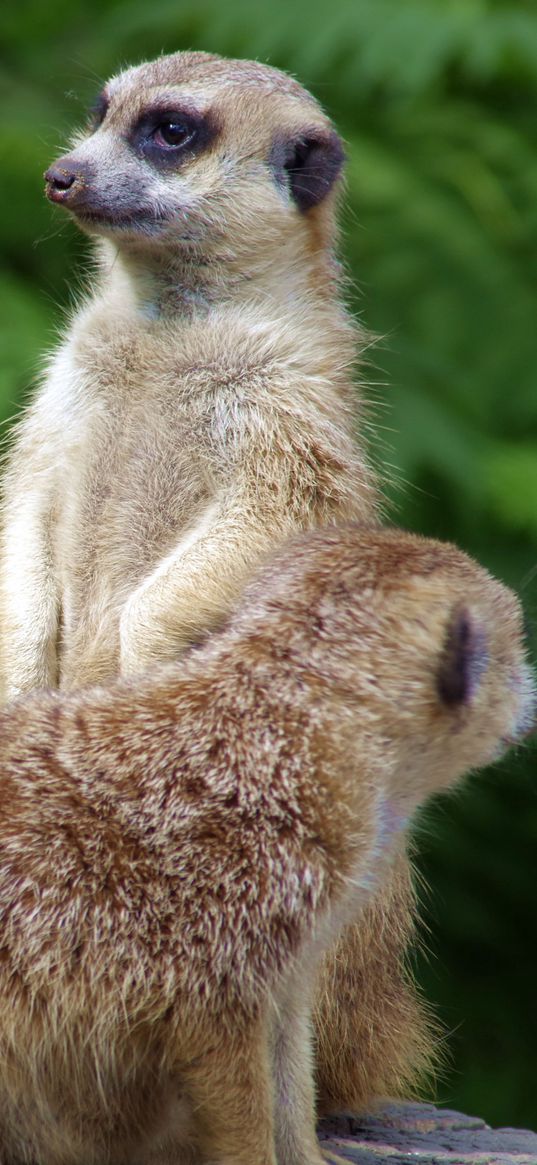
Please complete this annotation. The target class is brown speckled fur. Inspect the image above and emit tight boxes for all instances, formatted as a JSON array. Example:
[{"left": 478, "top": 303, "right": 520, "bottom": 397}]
[{"left": 0, "top": 526, "right": 532, "bottom": 1165}]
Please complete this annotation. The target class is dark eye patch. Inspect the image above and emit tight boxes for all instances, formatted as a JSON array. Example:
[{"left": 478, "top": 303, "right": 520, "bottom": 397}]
[
  {"left": 88, "top": 90, "right": 109, "bottom": 131},
  {"left": 130, "top": 104, "right": 220, "bottom": 170}
]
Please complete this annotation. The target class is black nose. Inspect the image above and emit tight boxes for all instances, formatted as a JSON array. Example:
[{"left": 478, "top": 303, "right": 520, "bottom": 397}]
[
  {"left": 45, "top": 165, "right": 77, "bottom": 192},
  {"left": 44, "top": 158, "right": 90, "bottom": 204}
]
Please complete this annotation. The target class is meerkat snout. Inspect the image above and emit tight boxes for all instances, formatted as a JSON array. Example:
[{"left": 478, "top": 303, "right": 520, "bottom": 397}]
[{"left": 44, "top": 159, "right": 91, "bottom": 206}]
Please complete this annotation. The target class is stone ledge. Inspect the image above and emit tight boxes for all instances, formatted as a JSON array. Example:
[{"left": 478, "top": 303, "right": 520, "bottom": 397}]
[{"left": 318, "top": 1101, "right": 537, "bottom": 1163}]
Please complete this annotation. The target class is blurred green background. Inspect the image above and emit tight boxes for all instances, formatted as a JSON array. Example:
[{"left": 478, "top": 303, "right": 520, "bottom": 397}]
[{"left": 2, "top": 0, "right": 537, "bottom": 1131}]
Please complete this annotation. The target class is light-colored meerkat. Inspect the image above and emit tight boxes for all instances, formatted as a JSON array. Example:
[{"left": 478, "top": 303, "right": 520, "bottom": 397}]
[
  {"left": 0, "top": 50, "right": 377, "bottom": 697},
  {"left": 0, "top": 525, "right": 532, "bottom": 1165}
]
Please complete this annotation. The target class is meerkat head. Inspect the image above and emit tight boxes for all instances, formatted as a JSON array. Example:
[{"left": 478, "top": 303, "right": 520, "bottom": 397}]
[
  {"left": 43, "top": 51, "right": 344, "bottom": 277},
  {"left": 234, "top": 526, "right": 536, "bottom": 814}
]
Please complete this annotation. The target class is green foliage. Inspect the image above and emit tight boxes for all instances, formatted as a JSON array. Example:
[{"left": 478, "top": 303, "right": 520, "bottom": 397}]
[
  {"left": 1, "top": 0, "right": 537, "bottom": 1129},
  {"left": 483, "top": 443, "right": 537, "bottom": 535}
]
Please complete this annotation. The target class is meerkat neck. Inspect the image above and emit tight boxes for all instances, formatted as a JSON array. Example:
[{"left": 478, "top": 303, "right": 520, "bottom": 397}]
[{"left": 96, "top": 233, "right": 342, "bottom": 321}]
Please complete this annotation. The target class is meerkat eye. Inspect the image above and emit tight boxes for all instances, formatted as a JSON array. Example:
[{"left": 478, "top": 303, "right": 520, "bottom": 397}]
[
  {"left": 132, "top": 107, "right": 219, "bottom": 168},
  {"left": 152, "top": 120, "right": 196, "bottom": 149}
]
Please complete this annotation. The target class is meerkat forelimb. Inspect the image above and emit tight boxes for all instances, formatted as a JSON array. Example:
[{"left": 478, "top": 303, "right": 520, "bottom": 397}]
[{"left": 0, "top": 525, "right": 532, "bottom": 1165}]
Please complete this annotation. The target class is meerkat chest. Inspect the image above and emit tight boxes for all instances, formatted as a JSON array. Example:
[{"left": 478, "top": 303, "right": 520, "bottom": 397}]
[{"left": 54, "top": 319, "right": 234, "bottom": 591}]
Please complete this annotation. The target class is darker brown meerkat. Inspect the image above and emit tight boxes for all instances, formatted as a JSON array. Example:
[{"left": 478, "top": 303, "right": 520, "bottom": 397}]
[{"left": 0, "top": 526, "right": 532, "bottom": 1165}]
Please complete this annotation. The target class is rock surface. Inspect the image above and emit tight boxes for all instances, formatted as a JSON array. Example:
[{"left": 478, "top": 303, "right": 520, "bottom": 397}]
[{"left": 318, "top": 1101, "right": 537, "bottom": 1163}]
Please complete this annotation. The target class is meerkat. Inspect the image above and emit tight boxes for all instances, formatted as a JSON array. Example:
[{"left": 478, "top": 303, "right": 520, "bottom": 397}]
[
  {"left": 0, "top": 50, "right": 377, "bottom": 696},
  {"left": 0, "top": 50, "right": 456, "bottom": 1118},
  {"left": 0, "top": 525, "right": 532, "bottom": 1165}
]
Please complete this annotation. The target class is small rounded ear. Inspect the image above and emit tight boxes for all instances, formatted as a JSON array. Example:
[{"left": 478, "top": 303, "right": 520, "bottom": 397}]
[
  {"left": 436, "top": 606, "right": 490, "bottom": 707},
  {"left": 270, "top": 130, "right": 345, "bottom": 213}
]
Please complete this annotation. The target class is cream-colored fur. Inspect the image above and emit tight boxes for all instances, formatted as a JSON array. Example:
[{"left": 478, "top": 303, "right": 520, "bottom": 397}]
[
  {"left": 0, "top": 51, "right": 376, "bottom": 697},
  {"left": 0, "top": 526, "right": 532, "bottom": 1165}
]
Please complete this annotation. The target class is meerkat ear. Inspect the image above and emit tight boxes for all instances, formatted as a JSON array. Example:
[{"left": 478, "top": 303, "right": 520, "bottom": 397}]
[
  {"left": 436, "top": 606, "right": 490, "bottom": 707},
  {"left": 270, "top": 130, "right": 345, "bottom": 212}
]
